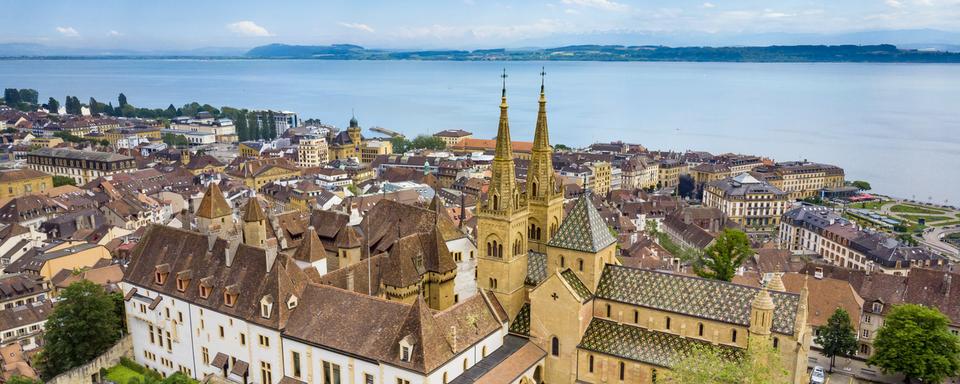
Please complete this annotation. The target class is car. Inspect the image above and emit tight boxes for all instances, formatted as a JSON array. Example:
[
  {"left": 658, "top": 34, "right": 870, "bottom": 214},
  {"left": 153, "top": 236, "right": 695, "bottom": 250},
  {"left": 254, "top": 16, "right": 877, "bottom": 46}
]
[{"left": 810, "top": 366, "right": 826, "bottom": 384}]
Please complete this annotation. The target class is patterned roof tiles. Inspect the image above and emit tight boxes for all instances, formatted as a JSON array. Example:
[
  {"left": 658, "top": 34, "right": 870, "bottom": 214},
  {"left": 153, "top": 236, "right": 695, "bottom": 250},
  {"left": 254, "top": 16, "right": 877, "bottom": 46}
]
[
  {"left": 525, "top": 251, "right": 547, "bottom": 286},
  {"left": 595, "top": 265, "right": 800, "bottom": 335},
  {"left": 560, "top": 269, "right": 593, "bottom": 302},
  {"left": 578, "top": 318, "right": 743, "bottom": 368},
  {"left": 508, "top": 302, "right": 531, "bottom": 336},
  {"left": 547, "top": 194, "right": 617, "bottom": 253}
]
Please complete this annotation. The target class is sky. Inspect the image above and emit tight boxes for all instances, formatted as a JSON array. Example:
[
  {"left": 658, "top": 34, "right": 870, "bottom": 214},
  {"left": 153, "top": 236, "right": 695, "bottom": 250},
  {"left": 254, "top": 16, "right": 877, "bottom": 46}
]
[{"left": 1, "top": 0, "right": 959, "bottom": 50}]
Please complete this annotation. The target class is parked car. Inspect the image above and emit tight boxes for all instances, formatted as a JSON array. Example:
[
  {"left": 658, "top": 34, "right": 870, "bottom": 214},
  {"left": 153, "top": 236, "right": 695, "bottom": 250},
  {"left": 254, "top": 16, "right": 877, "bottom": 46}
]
[{"left": 810, "top": 366, "right": 826, "bottom": 384}]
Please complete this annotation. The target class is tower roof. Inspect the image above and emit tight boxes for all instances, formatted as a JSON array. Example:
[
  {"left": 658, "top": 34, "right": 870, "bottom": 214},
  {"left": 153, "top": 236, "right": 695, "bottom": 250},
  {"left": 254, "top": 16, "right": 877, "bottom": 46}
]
[
  {"left": 196, "top": 182, "right": 232, "bottom": 219},
  {"left": 242, "top": 197, "right": 266, "bottom": 223},
  {"left": 752, "top": 288, "right": 776, "bottom": 310},
  {"left": 533, "top": 67, "right": 551, "bottom": 151},
  {"left": 494, "top": 69, "right": 513, "bottom": 160},
  {"left": 547, "top": 193, "right": 617, "bottom": 253},
  {"left": 293, "top": 226, "right": 325, "bottom": 263}
]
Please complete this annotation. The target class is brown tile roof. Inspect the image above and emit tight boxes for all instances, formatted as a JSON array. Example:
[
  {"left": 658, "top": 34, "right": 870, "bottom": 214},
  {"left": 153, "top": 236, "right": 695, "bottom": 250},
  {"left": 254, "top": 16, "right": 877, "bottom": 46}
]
[
  {"left": 242, "top": 197, "right": 266, "bottom": 222},
  {"left": 196, "top": 183, "right": 232, "bottom": 219},
  {"left": 450, "top": 138, "right": 533, "bottom": 154},
  {"left": 781, "top": 273, "right": 863, "bottom": 329},
  {"left": 0, "top": 168, "right": 48, "bottom": 182},
  {"left": 123, "top": 225, "right": 310, "bottom": 330}
]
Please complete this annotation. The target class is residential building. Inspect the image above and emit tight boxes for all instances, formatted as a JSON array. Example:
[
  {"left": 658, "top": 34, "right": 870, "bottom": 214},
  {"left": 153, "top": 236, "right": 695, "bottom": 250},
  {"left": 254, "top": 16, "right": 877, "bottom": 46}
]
[
  {"left": 587, "top": 161, "right": 612, "bottom": 196},
  {"left": 170, "top": 116, "right": 238, "bottom": 143},
  {"left": 433, "top": 129, "right": 473, "bottom": 147},
  {"left": 4, "top": 241, "right": 112, "bottom": 281},
  {"left": 0, "top": 301, "right": 53, "bottom": 351},
  {"left": 226, "top": 158, "right": 301, "bottom": 190},
  {"left": 449, "top": 138, "right": 534, "bottom": 160},
  {"left": 296, "top": 135, "right": 328, "bottom": 168},
  {"left": 704, "top": 173, "right": 789, "bottom": 231},
  {"left": 0, "top": 169, "right": 52, "bottom": 199},
  {"left": 253, "top": 110, "right": 299, "bottom": 136},
  {"left": 753, "top": 162, "right": 845, "bottom": 201},
  {"left": 327, "top": 116, "right": 393, "bottom": 163},
  {"left": 656, "top": 159, "right": 687, "bottom": 189},
  {"left": 27, "top": 147, "right": 137, "bottom": 185},
  {"left": 0, "top": 274, "right": 49, "bottom": 310}
]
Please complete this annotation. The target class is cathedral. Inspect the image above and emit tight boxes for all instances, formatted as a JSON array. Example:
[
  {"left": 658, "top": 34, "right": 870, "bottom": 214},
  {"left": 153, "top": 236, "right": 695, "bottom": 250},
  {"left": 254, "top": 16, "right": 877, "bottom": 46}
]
[{"left": 477, "top": 72, "right": 811, "bottom": 383}]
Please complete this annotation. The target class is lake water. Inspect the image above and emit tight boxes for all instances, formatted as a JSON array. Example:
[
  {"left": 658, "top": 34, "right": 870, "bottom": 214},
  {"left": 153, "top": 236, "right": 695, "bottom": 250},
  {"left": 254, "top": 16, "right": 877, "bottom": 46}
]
[{"left": 1, "top": 59, "right": 958, "bottom": 203}]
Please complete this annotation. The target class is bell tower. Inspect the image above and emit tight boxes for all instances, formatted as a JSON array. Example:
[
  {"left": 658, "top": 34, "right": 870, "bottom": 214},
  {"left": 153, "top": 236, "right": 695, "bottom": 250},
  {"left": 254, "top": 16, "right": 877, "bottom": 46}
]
[
  {"left": 476, "top": 69, "right": 529, "bottom": 320},
  {"left": 526, "top": 67, "right": 564, "bottom": 253}
]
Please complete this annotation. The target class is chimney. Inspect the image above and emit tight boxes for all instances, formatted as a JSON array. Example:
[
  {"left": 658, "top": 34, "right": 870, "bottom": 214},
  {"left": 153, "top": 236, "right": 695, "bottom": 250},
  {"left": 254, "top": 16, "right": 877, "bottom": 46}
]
[
  {"left": 943, "top": 273, "right": 952, "bottom": 295},
  {"left": 265, "top": 246, "right": 278, "bottom": 273},
  {"left": 347, "top": 270, "right": 355, "bottom": 291},
  {"left": 225, "top": 237, "right": 240, "bottom": 267},
  {"left": 207, "top": 233, "right": 218, "bottom": 252}
]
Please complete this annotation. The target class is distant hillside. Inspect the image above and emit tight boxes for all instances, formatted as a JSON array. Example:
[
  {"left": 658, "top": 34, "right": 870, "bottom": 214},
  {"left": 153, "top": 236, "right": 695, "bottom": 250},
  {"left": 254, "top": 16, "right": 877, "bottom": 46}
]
[{"left": 244, "top": 43, "right": 960, "bottom": 63}]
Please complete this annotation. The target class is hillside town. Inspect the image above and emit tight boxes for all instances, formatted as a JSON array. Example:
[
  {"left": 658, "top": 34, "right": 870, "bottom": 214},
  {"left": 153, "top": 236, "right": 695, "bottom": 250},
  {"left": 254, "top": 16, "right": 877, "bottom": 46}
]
[{"left": 1, "top": 80, "right": 959, "bottom": 384}]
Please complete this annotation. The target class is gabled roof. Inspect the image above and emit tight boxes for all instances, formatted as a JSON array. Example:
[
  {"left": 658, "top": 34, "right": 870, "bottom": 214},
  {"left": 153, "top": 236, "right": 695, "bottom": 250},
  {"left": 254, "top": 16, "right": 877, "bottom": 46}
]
[
  {"left": 547, "top": 193, "right": 616, "bottom": 253},
  {"left": 596, "top": 264, "right": 801, "bottom": 335},
  {"left": 578, "top": 318, "right": 742, "bottom": 369}
]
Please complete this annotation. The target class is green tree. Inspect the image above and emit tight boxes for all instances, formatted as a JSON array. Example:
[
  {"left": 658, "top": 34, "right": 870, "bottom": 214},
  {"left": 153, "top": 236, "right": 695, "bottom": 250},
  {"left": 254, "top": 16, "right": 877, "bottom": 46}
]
[
  {"left": 390, "top": 136, "right": 411, "bottom": 153},
  {"left": 410, "top": 134, "right": 446, "bottom": 150},
  {"left": 554, "top": 143, "right": 571, "bottom": 151},
  {"left": 162, "top": 133, "right": 190, "bottom": 148},
  {"left": 34, "top": 280, "right": 122, "bottom": 379},
  {"left": 265, "top": 111, "right": 277, "bottom": 139},
  {"left": 65, "top": 96, "right": 82, "bottom": 115},
  {"left": 694, "top": 229, "right": 751, "bottom": 282},
  {"left": 815, "top": 308, "right": 858, "bottom": 373},
  {"left": 18, "top": 89, "right": 38, "bottom": 105},
  {"left": 4, "top": 375, "right": 43, "bottom": 384},
  {"left": 45, "top": 97, "right": 60, "bottom": 113},
  {"left": 869, "top": 304, "right": 960, "bottom": 383},
  {"left": 3, "top": 88, "right": 20, "bottom": 105},
  {"left": 664, "top": 344, "right": 787, "bottom": 384},
  {"left": 118, "top": 93, "right": 128, "bottom": 108},
  {"left": 851, "top": 180, "right": 872, "bottom": 191},
  {"left": 52, "top": 175, "right": 77, "bottom": 187}
]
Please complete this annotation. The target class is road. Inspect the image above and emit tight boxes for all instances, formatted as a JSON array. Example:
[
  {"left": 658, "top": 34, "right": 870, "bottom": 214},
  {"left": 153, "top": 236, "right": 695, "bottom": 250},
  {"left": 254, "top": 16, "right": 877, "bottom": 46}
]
[{"left": 922, "top": 226, "right": 960, "bottom": 260}]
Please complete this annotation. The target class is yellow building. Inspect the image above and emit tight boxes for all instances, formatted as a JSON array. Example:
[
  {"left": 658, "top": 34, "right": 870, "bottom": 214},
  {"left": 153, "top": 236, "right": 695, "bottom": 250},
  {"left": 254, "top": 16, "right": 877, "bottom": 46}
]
[
  {"left": 433, "top": 129, "right": 473, "bottom": 147},
  {"left": 328, "top": 117, "right": 394, "bottom": 163},
  {"left": 29, "top": 137, "right": 63, "bottom": 148},
  {"left": 226, "top": 157, "right": 301, "bottom": 190},
  {"left": 237, "top": 141, "right": 265, "bottom": 157},
  {"left": 657, "top": 159, "right": 687, "bottom": 188},
  {"left": 587, "top": 161, "right": 612, "bottom": 196},
  {"left": 0, "top": 169, "right": 52, "bottom": 199},
  {"left": 103, "top": 127, "right": 161, "bottom": 146},
  {"left": 754, "top": 162, "right": 845, "bottom": 200},
  {"left": 703, "top": 173, "right": 789, "bottom": 231},
  {"left": 12, "top": 242, "right": 111, "bottom": 281}
]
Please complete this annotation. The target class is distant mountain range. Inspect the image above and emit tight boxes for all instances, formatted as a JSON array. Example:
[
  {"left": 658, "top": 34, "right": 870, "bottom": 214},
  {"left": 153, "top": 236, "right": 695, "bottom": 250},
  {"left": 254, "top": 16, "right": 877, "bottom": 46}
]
[
  {"left": 242, "top": 43, "right": 960, "bottom": 63},
  {"left": 2, "top": 28, "right": 959, "bottom": 62}
]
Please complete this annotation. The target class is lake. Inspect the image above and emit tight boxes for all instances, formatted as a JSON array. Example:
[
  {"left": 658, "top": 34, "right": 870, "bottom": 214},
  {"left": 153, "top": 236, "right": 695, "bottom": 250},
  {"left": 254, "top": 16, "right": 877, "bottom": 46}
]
[{"left": 1, "top": 59, "right": 958, "bottom": 203}]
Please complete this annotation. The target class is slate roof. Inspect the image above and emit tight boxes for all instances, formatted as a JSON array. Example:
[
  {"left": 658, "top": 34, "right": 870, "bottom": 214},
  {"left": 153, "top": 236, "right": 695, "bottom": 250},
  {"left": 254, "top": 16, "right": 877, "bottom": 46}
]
[
  {"left": 0, "top": 274, "right": 46, "bottom": 302},
  {"left": 547, "top": 193, "right": 616, "bottom": 253},
  {"left": 29, "top": 147, "right": 134, "bottom": 162},
  {"left": 508, "top": 302, "right": 531, "bottom": 336},
  {"left": 520, "top": 252, "right": 548, "bottom": 288},
  {"left": 595, "top": 265, "right": 800, "bottom": 335},
  {"left": 448, "top": 335, "right": 545, "bottom": 384},
  {"left": 578, "top": 318, "right": 742, "bottom": 369}
]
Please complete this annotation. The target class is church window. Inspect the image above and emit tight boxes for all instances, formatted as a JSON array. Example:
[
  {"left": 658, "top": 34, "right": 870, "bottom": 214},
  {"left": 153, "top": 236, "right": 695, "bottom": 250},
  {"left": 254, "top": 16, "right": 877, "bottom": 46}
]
[
  {"left": 560, "top": 256, "right": 565, "bottom": 268},
  {"left": 731, "top": 329, "right": 738, "bottom": 343},
  {"left": 551, "top": 337, "right": 559, "bottom": 356},
  {"left": 634, "top": 310, "right": 639, "bottom": 324},
  {"left": 486, "top": 242, "right": 492, "bottom": 256},
  {"left": 773, "top": 337, "right": 779, "bottom": 349},
  {"left": 536, "top": 227, "right": 541, "bottom": 240},
  {"left": 578, "top": 259, "right": 584, "bottom": 271},
  {"left": 606, "top": 304, "right": 612, "bottom": 317},
  {"left": 666, "top": 317, "right": 671, "bottom": 330},
  {"left": 588, "top": 355, "right": 594, "bottom": 373},
  {"left": 698, "top": 323, "right": 704, "bottom": 336},
  {"left": 498, "top": 244, "right": 503, "bottom": 258},
  {"left": 619, "top": 362, "right": 625, "bottom": 381}
]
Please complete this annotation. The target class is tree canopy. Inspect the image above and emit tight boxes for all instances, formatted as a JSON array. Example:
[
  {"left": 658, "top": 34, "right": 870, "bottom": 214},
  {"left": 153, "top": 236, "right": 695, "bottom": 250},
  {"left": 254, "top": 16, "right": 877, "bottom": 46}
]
[
  {"left": 664, "top": 344, "right": 788, "bottom": 384},
  {"left": 693, "top": 228, "right": 751, "bottom": 281},
  {"left": 815, "top": 308, "right": 859, "bottom": 372},
  {"left": 52, "top": 176, "right": 76, "bottom": 187},
  {"left": 868, "top": 304, "right": 960, "bottom": 383},
  {"left": 851, "top": 180, "right": 872, "bottom": 191},
  {"left": 34, "top": 280, "right": 122, "bottom": 379}
]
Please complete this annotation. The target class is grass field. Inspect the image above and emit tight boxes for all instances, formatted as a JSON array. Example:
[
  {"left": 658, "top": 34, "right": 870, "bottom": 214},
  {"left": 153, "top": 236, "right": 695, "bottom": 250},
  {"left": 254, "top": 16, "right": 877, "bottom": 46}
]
[
  {"left": 106, "top": 365, "right": 143, "bottom": 384},
  {"left": 890, "top": 204, "right": 950, "bottom": 215},
  {"left": 851, "top": 201, "right": 884, "bottom": 210},
  {"left": 898, "top": 214, "right": 952, "bottom": 223}
]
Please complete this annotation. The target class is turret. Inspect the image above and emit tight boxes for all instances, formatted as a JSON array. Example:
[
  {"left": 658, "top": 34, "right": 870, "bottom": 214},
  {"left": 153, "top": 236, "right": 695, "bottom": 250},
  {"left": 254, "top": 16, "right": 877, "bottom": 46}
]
[
  {"left": 196, "top": 182, "right": 232, "bottom": 236},
  {"left": 749, "top": 288, "right": 775, "bottom": 338},
  {"left": 241, "top": 196, "right": 267, "bottom": 248}
]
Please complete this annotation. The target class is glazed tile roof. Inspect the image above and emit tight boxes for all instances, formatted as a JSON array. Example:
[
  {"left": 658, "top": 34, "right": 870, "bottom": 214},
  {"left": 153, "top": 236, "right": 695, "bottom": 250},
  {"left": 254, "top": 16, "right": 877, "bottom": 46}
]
[
  {"left": 595, "top": 265, "right": 800, "bottom": 335},
  {"left": 560, "top": 269, "right": 593, "bottom": 302},
  {"left": 508, "top": 302, "right": 531, "bottom": 336},
  {"left": 547, "top": 194, "right": 616, "bottom": 253},
  {"left": 578, "top": 318, "right": 742, "bottom": 369},
  {"left": 525, "top": 251, "right": 547, "bottom": 286}
]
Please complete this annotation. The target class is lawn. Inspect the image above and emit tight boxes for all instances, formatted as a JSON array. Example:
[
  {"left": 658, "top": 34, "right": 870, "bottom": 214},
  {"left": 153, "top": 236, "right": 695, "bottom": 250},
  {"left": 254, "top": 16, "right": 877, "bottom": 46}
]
[
  {"left": 851, "top": 201, "right": 884, "bottom": 210},
  {"left": 890, "top": 204, "right": 950, "bottom": 215},
  {"left": 105, "top": 365, "right": 143, "bottom": 384},
  {"left": 898, "top": 214, "right": 952, "bottom": 223}
]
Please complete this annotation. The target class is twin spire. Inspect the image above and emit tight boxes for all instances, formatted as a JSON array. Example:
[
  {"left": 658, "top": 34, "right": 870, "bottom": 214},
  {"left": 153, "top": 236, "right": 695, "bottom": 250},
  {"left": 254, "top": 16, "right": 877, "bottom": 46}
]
[{"left": 495, "top": 68, "right": 552, "bottom": 161}]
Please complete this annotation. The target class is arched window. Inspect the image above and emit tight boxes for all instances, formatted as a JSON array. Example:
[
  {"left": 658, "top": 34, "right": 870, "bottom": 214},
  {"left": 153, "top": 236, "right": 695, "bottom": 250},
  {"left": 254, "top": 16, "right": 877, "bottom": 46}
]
[
  {"left": 443, "top": 373, "right": 448, "bottom": 384},
  {"left": 606, "top": 304, "right": 612, "bottom": 317},
  {"left": 482, "top": 346, "right": 488, "bottom": 357},
  {"left": 532, "top": 182, "right": 538, "bottom": 197},
  {"left": 463, "top": 358, "right": 468, "bottom": 370},
  {"left": 560, "top": 256, "right": 565, "bottom": 268},
  {"left": 633, "top": 310, "right": 639, "bottom": 324},
  {"left": 498, "top": 244, "right": 503, "bottom": 258},
  {"left": 493, "top": 195, "right": 499, "bottom": 210},
  {"left": 486, "top": 242, "right": 492, "bottom": 256},
  {"left": 536, "top": 227, "right": 541, "bottom": 240},
  {"left": 551, "top": 337, "right": 559, "bottom": 356}
]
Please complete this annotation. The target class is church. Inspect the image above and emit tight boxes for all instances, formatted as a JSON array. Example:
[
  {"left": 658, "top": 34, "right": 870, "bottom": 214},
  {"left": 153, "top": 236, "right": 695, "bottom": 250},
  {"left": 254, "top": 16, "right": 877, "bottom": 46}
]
[
  {"left": 327, "top": 115, "right": 393, "bottom": 163},
  {"left": 476, "top": 71, "right": 812, "bottom": 383}
]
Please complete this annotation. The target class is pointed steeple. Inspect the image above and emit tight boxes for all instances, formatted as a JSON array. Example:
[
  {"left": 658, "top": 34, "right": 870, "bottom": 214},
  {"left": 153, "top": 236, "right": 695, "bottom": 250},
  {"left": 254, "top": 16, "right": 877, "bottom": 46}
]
[
  {"left": 533, "top": 67, "right": 550, "bottom": 151},
  {"left": 242, "top": 196, "right": 266, "bottom": 223},
  {"left": 766, "top": 272, "right": 786, "bottom": 292},
  {"left": 197, "top": 182, "right": 231, "bottom": 220},
  {"left": 494, "top": 68, "right": 513, "bottom": 160},
  {"left": 293, "top": 226, "right": 326, "bottom": 263}
]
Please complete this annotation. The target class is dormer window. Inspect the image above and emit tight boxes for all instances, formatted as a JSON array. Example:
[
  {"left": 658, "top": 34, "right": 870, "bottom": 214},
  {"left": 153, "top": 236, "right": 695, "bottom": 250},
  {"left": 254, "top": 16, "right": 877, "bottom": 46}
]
[
  {"left": 872, "top": 302, "right": 883, "bottom": 313},
  {"left": 260, "top": 295, "right": 274, "bottom": 319},
  {"left": 176, "top": 270, "right": 192, "bottom": 292},
  {"left": 399, "top": 335, "right": 414, "bottom": 362},
  {"left": 154, "top": 264, "right": 170, "bottom": 285},
  {"left": 223, "top": 284, "right": 239, "bottom": 307},
  {"left": 287, "top": 295, "right": 298, "bottom": 310},
  {"left": 199, "top": 277, "right": 213, "bottom": 299}
]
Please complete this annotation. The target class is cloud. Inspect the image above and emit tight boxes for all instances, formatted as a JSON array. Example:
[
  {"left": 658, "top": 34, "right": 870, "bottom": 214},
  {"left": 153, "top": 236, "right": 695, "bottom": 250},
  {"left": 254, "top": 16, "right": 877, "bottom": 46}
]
[
  {"left": 226, "top": 21, "right": 272, "bottom": 37},
  {"left": 561, "top": 0, "right": 629, "bottom": 11},
  {"left": 702, "top": 2, "right": 716, "bottom": 8},
  {"left": 55, "top": 26, "right": 79, "bottom": 37},
  {"left": 338, "top": 22, "right": 375, "bottom": 33},
  {"left": 393, "top": 19, "right": 568, "bottom": 42},
  {"left": 108, "top": 30, "right": 122, "bottom": 37},
  {"left": 564, "top": 8, "right": 580, "bottom": 14},
  {"left": 885, "top": 0, "right": 904, "bottom": 7}
]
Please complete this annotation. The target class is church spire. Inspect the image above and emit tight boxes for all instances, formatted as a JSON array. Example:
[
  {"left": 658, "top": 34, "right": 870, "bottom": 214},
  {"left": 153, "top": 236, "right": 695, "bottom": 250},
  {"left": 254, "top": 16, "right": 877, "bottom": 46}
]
[
  {"left": 494, "top": 68, "right": 513, "bottom": 160},
  {"left": 533, "top": 66, "right": 550, "bottom": 151}
]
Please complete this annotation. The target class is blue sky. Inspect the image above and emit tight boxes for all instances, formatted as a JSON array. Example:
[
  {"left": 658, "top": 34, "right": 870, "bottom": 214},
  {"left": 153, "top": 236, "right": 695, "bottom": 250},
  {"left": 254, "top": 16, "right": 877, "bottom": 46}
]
[{"left": 2, "top": 0, "right": 959, "bottom": 49}]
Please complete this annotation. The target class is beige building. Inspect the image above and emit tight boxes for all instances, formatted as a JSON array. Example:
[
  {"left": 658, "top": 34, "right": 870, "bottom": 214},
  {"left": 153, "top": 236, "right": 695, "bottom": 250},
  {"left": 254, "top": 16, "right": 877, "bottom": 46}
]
[
  {"left": 587, "top": 161, "right": 612, "bottom": 196},
  {"left": 296, "top": 135, "right": 328, "bottom": 168},
  {"left": 328, "top": 117, "right": 393, "bottom": 163},
  {"left": 26, "top": 147, "right": 137, "bottom": 185},
  {"left": 704, "top": 173, "right": 789, "bottom": 231},
  {"left": 433, "top": 129, "right": 473, "bottom": 147},
  {"left": 753, "top": 162, "right": 845, "bottom": 200},
  {"left": 657, "top": 159, "right": 687, "bottom": 189}
]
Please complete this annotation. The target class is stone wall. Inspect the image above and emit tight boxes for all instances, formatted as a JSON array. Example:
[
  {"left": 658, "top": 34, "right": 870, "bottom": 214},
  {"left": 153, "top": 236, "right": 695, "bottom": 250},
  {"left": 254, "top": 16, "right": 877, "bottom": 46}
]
[{"left": 46, "top": 335, "right": 133, "bottom": 384}]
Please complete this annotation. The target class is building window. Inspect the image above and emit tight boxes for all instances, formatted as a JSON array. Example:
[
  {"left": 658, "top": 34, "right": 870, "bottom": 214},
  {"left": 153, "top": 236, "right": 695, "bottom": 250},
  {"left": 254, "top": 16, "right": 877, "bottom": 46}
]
[
  {"left": 606, "top": 304, "right": 611, "bottom": 317},
  {"left": 862, "top": 329, "right": 870, "bottom": 338},
  {"left": 240, "top": 333, "right": 246, "bottom": 346},
  {"left": 258, "top": 334, "right": 270, "bottom": 347},
  {"left": 578, "top": 259, "right": 584, "bottom": 271},
  {"left": 201, "top": 347, "right": 209, "bottom": 365},
  {"left": 588, "top": 355, "right": 594, "bottom": 373},
  {"left": 551, "top": 337, "right": 560, "bottom": 356},
  {"left": 698, "top": 323, "right": 704, "bottom": 337},
  {"left": 634, "top": 310, "right": 639, "bottom": 324},
  {"left": 482, "top": 346, "right": 487, "bottom": 357},
  {"left": 397, "top": 380, "right": 411, "bottom": 384},
  {"left": 364, "top": 374, "right": 374, "bottom": 384},
  {"left": 401, "top": 346, "right": 410, "bottom": 362},
  {"left": 323, "top": 361, "right": 341, "bottom": 384},
  {"left": 291, "top": 351, "right": 301, "bottom": 378},
  {"left": 260, "top": 361, "right": 272, "bottom": 384},
  {"left": 619, "top": 361, "right": 625, "bottom": 381},
  {"left": 218, "top": 326, "right": 224, "bottom": 338},
  {"left": 731, "top": 329, "right": 737, "bottom": 343},
  {"left": 773, "top": 337, "right": 779, "bottom": 349}
]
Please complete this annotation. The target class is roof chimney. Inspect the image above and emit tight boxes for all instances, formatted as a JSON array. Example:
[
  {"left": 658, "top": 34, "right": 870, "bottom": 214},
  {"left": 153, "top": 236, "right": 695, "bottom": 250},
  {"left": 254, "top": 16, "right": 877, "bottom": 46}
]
[
  {"left": 943, "top": 273, "right": 952, "bottom": 295},
  {"left": 225, "top": 237, "right": 241, "bottom": 267},
  {"left": 265, "top": 246, "right": 278, "bottom": 273}
]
